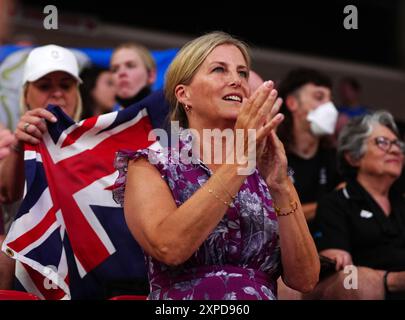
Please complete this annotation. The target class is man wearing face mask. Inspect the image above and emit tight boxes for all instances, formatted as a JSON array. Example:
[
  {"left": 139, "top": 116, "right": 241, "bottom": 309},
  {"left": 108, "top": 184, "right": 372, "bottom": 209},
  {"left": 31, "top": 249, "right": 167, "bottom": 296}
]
[{"left": 277, "top": 68, "right": 341, "bottom": 223}]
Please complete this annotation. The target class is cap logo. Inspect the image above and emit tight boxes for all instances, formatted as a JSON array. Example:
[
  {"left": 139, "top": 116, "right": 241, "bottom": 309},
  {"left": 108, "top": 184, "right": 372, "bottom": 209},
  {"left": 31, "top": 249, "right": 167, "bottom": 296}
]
[{"left": 51, "top": 50, "right": 60, "bottom": 59}]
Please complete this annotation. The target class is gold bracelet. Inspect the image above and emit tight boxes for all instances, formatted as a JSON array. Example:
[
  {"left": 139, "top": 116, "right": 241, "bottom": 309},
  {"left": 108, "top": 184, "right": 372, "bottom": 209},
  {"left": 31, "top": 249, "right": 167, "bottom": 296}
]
[
  {"left": 211, "top": 174, "right": 237, "bottom": 201},
  {"left": 274, "top": 200, "right": 298, "bottom": 216},
  {"left": 205, "top": 185, "right": 235, "bottom": 208}
]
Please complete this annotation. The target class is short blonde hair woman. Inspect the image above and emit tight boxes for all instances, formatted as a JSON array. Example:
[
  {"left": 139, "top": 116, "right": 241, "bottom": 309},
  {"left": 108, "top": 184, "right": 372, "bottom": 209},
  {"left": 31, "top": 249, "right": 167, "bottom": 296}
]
[{"left": 113, "top": 32, "right": 319, "bottom": 300}]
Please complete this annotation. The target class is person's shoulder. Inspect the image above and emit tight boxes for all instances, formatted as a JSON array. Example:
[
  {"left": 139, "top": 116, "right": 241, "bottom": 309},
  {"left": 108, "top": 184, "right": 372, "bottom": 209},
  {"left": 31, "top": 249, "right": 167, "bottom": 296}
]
[
  {"left": 316, "top": 145, "right": 338, "bottom": 162},
  {"left": 318, "top": 186, "right": 348, "bottom": 208},
  {"left": 140, "top": 89, "right": 167, "bottom": 107},
  {"left": 112, "top": 103, "right": 123, "bottom": 112}
]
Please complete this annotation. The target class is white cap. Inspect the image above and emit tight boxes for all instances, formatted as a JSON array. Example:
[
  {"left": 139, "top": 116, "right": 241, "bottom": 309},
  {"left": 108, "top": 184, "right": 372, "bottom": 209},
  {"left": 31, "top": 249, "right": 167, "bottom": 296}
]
[{"left": 22, "top": 44, "right": 82, "bottom": 85}]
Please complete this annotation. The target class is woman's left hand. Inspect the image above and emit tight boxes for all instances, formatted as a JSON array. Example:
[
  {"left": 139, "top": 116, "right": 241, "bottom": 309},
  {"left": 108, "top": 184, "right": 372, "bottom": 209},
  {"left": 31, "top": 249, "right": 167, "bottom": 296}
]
[
  {"left": 257, "top": 130, "right": 289, "bottom": 189},
  {"left": 256, "top": 98, "right": 289, "bottom": 190}
]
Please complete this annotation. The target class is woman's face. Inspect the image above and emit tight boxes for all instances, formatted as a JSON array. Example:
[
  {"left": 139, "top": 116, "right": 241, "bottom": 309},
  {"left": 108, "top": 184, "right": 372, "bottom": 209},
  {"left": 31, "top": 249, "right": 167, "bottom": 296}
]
[
  {"left": 111, "top": 48, "right": 154, "bottom": 99},
  {"left": 179, "top": 44, "right": 250, "bottom": 126},
  {"left": 92, "top": 71, "right": 116, "bottom": 112},
  {"left": 25, "top": 71, "right": 78, "bottom": 118},
  {"left": 357, "top": 124, "right": 404, "bottom": 179}
]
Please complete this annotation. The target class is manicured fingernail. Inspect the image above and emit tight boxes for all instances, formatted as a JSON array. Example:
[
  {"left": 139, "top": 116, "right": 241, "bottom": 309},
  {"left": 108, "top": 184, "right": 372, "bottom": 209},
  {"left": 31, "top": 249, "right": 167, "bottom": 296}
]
[
  {"left": 264, "top": 80, "right": 273, "bottom": 88},
  {"left": 51, "top": 117, "right": 57, "bottom": 122}
]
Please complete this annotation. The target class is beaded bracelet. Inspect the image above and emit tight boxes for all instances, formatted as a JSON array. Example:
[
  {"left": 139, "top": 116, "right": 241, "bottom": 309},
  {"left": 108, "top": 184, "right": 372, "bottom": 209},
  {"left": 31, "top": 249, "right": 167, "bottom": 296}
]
[{"left": 274, "top": 200, "right": 298, "bottom": 216}]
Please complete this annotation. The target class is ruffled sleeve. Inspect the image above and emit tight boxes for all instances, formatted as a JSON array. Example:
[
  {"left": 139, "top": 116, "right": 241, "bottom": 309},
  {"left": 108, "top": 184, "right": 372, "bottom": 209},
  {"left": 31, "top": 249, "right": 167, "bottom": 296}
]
[{"left": 112, "top": 148, "right": 151, "bottom": 206}]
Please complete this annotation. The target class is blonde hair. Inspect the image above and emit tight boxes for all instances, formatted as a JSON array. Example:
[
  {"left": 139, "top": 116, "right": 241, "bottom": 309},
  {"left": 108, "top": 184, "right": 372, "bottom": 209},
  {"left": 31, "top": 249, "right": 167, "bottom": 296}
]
[
  {"left": 111, "top": 42, "right": 156, "bottom": 74},
  {"left": 20, "top": 84, "right": 83, "bottom": 122},
  {"left": 165, "top": 31, "right": 250, "bottom": 128}
]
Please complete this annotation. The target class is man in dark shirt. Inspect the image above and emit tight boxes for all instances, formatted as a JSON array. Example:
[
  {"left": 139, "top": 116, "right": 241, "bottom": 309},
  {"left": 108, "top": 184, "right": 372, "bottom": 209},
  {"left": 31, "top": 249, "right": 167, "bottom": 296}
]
[
  {"left": 288, "top": 149, "right": 340, "bottom": 205},
  {"left": 277, "top": 68, "right": 340, "bottom": 221}
]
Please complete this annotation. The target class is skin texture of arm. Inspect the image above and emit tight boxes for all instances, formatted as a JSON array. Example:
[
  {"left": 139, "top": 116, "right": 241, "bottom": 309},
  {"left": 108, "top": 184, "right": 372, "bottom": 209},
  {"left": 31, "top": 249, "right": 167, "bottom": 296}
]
[
  {"left": 271, "top": 179, "right": 320, "bottom": 292},
  {"left": 124, "top": 158, "right": 246, "bottom": 266},
  {"left": 258, "top": 119, "right": 320, "bottom": 292}
]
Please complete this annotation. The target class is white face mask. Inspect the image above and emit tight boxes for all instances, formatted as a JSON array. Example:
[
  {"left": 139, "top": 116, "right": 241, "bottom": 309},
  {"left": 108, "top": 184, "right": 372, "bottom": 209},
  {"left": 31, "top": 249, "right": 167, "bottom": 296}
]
[{"left": 306, "top": 101, "right": 338, "bottom": 136}]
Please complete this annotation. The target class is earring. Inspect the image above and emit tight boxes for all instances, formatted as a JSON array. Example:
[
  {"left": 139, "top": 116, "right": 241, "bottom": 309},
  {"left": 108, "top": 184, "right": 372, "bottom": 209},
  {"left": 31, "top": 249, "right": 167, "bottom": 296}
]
[{"left": 184, "top": 104, "right": 191, "bottom": 112}]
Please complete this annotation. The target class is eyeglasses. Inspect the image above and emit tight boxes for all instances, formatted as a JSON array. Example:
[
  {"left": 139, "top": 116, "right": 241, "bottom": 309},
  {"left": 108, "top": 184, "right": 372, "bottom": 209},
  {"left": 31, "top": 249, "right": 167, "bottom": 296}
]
[{"left": 374, "top": 136, "right": 405, "bottom": 153}]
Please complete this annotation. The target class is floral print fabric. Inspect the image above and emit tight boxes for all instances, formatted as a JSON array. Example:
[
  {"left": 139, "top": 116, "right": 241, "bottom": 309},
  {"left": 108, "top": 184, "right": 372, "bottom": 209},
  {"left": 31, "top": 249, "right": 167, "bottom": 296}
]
[{"left": 113, "top": 130, "right": 281, "bottom": 300}]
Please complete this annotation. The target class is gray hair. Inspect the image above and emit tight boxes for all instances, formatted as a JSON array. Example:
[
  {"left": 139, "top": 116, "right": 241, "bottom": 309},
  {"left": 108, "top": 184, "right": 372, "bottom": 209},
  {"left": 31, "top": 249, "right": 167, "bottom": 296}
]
[{"left": 337, "top": 110, "right": 400, "bottom": 178}]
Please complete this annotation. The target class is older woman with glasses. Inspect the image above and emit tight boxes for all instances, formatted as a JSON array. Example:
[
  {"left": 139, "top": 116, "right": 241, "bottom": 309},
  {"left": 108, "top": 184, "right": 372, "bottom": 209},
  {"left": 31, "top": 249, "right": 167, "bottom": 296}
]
[{"left": 310, "top": 110, "right": 405, "bottom": 299}]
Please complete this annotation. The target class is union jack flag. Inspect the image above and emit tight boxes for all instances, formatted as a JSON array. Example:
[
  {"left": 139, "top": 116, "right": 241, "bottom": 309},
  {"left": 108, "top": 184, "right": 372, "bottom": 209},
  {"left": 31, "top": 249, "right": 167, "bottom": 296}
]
[{"left": 1, "top": 91, "right": 169, "bottom": 299}]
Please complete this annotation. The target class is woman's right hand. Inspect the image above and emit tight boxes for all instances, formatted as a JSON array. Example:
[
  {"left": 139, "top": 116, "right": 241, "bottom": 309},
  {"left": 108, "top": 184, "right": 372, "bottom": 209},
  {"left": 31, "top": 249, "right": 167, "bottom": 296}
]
[
  {"left": 15, "top": 109, "right": 57, "bottom": 145},
  {"left": 233, "top": 80, "right": 283, "bottom": 168}
]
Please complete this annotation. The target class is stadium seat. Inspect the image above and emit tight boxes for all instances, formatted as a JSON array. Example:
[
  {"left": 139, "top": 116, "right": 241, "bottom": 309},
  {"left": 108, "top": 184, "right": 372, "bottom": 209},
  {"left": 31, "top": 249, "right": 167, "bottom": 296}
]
[
  {"left": 109, "top": 295, "right": 147, "bottom": 300},
  {"left": 0, "top": 290, "right": 41, "bottom": 300}
]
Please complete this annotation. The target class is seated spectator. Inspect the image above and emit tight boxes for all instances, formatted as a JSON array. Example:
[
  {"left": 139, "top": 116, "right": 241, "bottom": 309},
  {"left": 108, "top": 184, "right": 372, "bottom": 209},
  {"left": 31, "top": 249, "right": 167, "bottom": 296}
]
[
  {"left": 113, "top": 31, "right": 319, "bottom": 300},
  {"left": 310, "top": 111, "right": 405, "bottom": 299},
  {"left": 110, "top": 43, "right": 156, "bottom": 111},
  {"left": 80, "top": 66, "right": 116, "bottom": 118},
  {"left": 0, "top": 44, "right": 83, "bottom": 204},
  {"left": 0, "top": 44, "right": 151, "bottom": 298},
  {"left": 277, "top": 68, "right": 341, "bottom": 222},
  {"left": 0, "top": 44, "right": 84, "bottom": 290}
]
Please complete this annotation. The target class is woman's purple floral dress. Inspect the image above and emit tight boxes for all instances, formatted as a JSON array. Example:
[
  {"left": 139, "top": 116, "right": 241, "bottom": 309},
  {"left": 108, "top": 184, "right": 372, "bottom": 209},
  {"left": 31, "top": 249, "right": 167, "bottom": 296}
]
[{"left": 113, "top": 130, "right": 281, "bottom": 300}]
